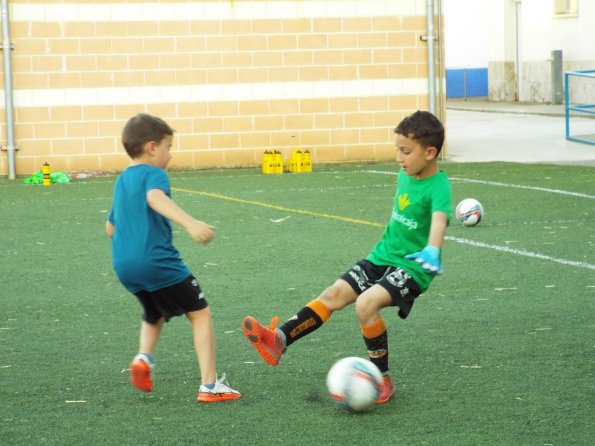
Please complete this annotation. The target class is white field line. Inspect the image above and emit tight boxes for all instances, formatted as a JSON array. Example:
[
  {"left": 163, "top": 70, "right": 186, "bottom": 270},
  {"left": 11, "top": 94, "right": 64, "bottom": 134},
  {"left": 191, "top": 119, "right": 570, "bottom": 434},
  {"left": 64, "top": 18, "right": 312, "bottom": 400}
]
[
  {"left": 446, "top": 236, "right": 595, "bottom": 271},
  {"left": 450, "top": 178, "right": 595, "bottom": 200},
  {"left": 364, "top": 170, "right": 595, "bottom": 200},
  {"left": 364, "top": 169, "right": 595, "bottom": 271}
]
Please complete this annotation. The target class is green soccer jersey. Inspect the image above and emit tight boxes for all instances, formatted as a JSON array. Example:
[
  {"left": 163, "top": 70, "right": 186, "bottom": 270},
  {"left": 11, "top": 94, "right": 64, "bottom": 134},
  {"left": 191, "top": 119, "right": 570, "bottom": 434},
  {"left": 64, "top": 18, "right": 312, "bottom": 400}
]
[{"left": 367, "top": 169, "right": 452, "bottom": 291}]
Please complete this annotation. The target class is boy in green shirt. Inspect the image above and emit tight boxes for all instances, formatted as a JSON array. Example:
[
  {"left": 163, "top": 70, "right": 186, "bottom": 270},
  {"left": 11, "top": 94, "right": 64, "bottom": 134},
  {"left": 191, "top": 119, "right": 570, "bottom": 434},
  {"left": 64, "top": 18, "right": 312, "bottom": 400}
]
[{"left": 242, "top": 110, "right": 451, "bottom": 404}]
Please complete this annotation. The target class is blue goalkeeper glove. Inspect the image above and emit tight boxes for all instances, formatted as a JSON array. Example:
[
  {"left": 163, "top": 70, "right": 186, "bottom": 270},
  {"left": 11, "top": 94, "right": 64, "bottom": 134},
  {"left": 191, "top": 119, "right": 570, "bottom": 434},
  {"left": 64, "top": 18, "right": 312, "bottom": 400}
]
[{"left": 405, "top": 246, "right": 443, "bottom": 275}]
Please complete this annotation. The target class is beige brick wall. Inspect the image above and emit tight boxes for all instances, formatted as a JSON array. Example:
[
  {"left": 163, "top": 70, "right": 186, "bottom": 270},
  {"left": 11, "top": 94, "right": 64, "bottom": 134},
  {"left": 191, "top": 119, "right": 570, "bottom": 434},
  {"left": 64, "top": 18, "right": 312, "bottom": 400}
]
[{"left": 0, "top": 0, "right": 443, "bottom": 176}]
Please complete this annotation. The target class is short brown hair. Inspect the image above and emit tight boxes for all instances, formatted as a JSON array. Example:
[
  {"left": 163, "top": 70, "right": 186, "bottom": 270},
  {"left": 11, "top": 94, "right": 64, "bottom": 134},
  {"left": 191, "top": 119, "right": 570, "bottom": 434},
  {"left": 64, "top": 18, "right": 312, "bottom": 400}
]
[{"left": 121, "top": 113, "right": 174, "bottom": 159}]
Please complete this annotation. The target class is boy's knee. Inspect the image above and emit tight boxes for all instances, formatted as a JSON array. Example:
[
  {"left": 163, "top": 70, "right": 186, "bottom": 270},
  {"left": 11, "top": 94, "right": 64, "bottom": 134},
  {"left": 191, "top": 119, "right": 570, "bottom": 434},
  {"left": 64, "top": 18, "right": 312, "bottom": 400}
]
[
  {"left": 354, "top": 298, "right": 369, "bottom": 322},
  {"left": 319, "top": 282, "right": 356, "bottom": 311},
  {"left": 186, "top": 306, "right": 211, "bottom": 321},
  {"left": 355, "top": 295, "right": 381, "bottom": 324}
]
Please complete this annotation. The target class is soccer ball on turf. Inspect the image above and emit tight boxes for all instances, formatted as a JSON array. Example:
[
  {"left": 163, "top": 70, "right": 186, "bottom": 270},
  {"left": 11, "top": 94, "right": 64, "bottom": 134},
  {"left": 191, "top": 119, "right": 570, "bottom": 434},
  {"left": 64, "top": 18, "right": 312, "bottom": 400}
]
[
  {"left": 455, "top": 198, "right": 484, "bottom": 226},
  {"left": 326, "top": 356, "right": 383, "bottom": 412}
]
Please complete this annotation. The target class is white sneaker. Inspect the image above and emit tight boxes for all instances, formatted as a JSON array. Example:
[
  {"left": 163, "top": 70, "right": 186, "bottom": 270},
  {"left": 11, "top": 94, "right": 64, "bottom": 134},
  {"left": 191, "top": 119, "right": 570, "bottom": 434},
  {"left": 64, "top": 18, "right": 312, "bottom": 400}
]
[{"left": 197, "top": 373, "right": 241, "bottom": 403}]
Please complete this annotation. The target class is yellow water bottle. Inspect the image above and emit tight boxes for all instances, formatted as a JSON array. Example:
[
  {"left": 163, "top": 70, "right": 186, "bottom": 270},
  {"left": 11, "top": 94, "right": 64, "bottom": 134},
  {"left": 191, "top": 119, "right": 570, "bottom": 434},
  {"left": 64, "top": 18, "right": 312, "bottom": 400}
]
[
  {"left": 295, "top": 149, "right": 303, "bottom": 173},
  {"left": 288, "top": 151, "right": 295, "bottom": 173},
  {"left": 274, "top": 150, "right": 283, "bottom": 174},
  {"left": 262, "top": 150, "right": 270, "bottom": 174},
  {"left": 42, "top": 162, "right": 51, "bottom": 186},
  {"left": 303, "top": 149, "right": 312, "bottom": 173},
  {"left": 268, "top": 150, "right": 276, "bottom": 174}
]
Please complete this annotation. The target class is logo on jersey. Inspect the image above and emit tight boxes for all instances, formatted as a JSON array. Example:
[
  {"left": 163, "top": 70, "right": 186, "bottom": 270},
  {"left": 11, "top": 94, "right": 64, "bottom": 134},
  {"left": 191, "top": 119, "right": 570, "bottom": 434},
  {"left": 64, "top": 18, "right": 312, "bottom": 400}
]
[
  {"left": 392, "top": 193, "right": 418, "bottom": 230},
  {"left": 391, "top": 209, "right": 418, "bottom": 230},
  {"left": 398, "top": 193, "right": 411, "bottom": 211}
]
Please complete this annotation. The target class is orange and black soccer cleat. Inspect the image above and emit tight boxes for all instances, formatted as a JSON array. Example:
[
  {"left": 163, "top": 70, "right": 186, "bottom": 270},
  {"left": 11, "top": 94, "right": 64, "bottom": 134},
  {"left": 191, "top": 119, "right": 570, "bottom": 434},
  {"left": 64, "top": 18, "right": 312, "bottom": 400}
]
[
  {"left": 242, "top": 315, "right": 283, "bottom": 366},
  {"left": 375, "top": 374, "right": 394, "bottom": 404}
]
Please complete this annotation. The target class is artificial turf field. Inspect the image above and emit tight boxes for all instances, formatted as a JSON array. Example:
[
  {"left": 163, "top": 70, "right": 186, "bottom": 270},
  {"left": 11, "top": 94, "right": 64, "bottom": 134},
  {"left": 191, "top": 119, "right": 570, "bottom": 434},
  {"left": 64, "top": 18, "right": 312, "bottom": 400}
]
[{"left": 1, "top": 161, "right": 593, "bottom": 445}]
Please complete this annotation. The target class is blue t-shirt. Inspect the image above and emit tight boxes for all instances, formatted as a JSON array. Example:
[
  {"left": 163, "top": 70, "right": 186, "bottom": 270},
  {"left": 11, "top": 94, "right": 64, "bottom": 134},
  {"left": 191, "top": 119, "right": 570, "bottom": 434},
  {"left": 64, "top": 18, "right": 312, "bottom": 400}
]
[{"left": 108, "top": 164, "right": 190, "bottom": 293}]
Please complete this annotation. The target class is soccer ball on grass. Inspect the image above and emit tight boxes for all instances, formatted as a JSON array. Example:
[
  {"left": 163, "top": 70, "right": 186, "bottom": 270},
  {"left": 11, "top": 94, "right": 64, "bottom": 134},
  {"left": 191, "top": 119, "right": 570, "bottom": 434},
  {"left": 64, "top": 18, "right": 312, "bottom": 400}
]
[
  {"left": 455, "top": 198, "right": 484, "bottom": 226},
  {"left": 326, "top": 356, "right": 383, "bottom": 412}
]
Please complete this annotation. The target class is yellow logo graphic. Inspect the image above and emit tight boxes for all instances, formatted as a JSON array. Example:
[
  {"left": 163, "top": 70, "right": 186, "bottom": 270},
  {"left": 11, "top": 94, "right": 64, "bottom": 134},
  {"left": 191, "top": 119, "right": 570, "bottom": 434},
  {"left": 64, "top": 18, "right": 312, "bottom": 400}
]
[{"left": 398, "top": 193, "right": 410, "bottom": 211}]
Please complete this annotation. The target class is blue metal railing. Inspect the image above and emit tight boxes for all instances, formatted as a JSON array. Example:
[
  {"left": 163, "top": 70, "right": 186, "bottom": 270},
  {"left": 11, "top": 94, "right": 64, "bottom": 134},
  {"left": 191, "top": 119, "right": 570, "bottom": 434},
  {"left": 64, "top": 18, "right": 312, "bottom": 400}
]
[{"left": 564, "top": 69, "right": 595, "bottom": 146}]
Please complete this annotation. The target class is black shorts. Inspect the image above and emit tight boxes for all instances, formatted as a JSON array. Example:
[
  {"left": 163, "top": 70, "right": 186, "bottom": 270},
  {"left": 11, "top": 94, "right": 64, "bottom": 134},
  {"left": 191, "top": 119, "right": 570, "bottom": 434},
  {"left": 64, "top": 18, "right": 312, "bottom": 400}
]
[
  {"left": 134, "top": 275, "right": 208, "bottom": 324},
  {"left": 340, "top": 259, "right": 422, "bottom": 319}
]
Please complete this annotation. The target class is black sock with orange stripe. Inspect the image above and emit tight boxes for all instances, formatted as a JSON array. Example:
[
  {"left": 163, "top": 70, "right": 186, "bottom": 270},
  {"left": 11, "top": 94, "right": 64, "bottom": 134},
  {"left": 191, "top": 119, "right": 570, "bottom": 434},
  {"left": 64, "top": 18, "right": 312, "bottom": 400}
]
[
  {"left": 279, "top": 299, "right": 331, "bottom": 347},
  {"left": 361, "top": 317, "right": 389, "bottom": 374}
]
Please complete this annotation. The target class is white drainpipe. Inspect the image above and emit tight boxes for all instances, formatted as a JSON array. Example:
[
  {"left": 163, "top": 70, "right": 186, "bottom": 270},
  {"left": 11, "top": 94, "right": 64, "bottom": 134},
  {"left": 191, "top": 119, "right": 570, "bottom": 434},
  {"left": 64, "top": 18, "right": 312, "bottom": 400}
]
[
  {"left": 1, "top": 0, "right": 17, "bottom": 180},
  {"left": 425, "top": 0, "right": 437, "bottom": 116}
]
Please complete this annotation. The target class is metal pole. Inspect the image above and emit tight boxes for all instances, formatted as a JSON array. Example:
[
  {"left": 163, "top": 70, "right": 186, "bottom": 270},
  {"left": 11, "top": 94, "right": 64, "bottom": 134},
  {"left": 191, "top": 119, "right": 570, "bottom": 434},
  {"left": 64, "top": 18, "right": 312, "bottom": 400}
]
[
  {"left": 1, "top": 0, "right": 17, "bottom": 180},
  {"left": 426, "top": 0, "right": 436, "bottom": 115},
  {"left": 551, "top": 50, "right": 563, "bottom": 105},
  {"left": 435, "top": 0, "right": 447, "bottom": 160},
  {"left": 514, "top": 0, "right": 521, "bottom": 102},
  {"left": 564, "top": 71, "right": 570, "bottom": 140},
  {"left": 436, "top": 0, "right": 444, "bottom": 121}
]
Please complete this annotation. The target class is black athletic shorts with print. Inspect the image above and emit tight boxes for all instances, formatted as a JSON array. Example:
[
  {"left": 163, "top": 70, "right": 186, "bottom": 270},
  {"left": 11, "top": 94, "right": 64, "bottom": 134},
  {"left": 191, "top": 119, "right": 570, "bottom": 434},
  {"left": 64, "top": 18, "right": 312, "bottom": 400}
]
[
  {"left": 134, "top": 275, "right": 208, "bottom": 324},
  {"left": 340, "top": 259, "right": 422, "bottom": 319}
]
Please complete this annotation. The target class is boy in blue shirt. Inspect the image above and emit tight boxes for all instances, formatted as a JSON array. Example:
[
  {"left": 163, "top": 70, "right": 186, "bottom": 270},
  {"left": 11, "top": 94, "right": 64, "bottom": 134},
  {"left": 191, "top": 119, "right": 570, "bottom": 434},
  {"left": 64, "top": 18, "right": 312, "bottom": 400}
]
[
  {"left": 106, "top": 113, "right": 240, "bottom": 403},
  {"left": 242, "top": 110, "right": 451, "bottom": 405}
]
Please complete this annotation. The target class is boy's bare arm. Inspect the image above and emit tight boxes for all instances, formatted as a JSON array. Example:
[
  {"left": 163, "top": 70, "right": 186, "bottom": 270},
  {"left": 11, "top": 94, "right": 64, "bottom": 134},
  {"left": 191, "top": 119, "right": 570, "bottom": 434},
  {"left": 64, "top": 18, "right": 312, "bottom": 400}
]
[
  {"left": 427, "top": 211, "right": 449, "bottom": 249},
  {"left": 146, "top": 188, "right": 215, "bottom": 244}
]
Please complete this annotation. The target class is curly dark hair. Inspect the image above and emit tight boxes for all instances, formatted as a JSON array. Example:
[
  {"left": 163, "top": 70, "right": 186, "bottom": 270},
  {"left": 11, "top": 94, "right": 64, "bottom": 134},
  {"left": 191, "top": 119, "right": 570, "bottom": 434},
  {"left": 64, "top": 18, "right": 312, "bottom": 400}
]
[{"left": 394, "top": 110, "right": 444, "bottom": 155}]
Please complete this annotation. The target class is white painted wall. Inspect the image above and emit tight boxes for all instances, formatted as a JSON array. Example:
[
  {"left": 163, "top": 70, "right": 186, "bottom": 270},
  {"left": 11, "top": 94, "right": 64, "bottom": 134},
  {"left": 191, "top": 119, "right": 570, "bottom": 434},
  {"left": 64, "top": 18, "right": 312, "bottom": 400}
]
[
  {"left": 444, "top": 0, "right": 595, "bottom": 102},
  {"left": 443, "top": 0, "right": 490, "bottom": 68}
]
